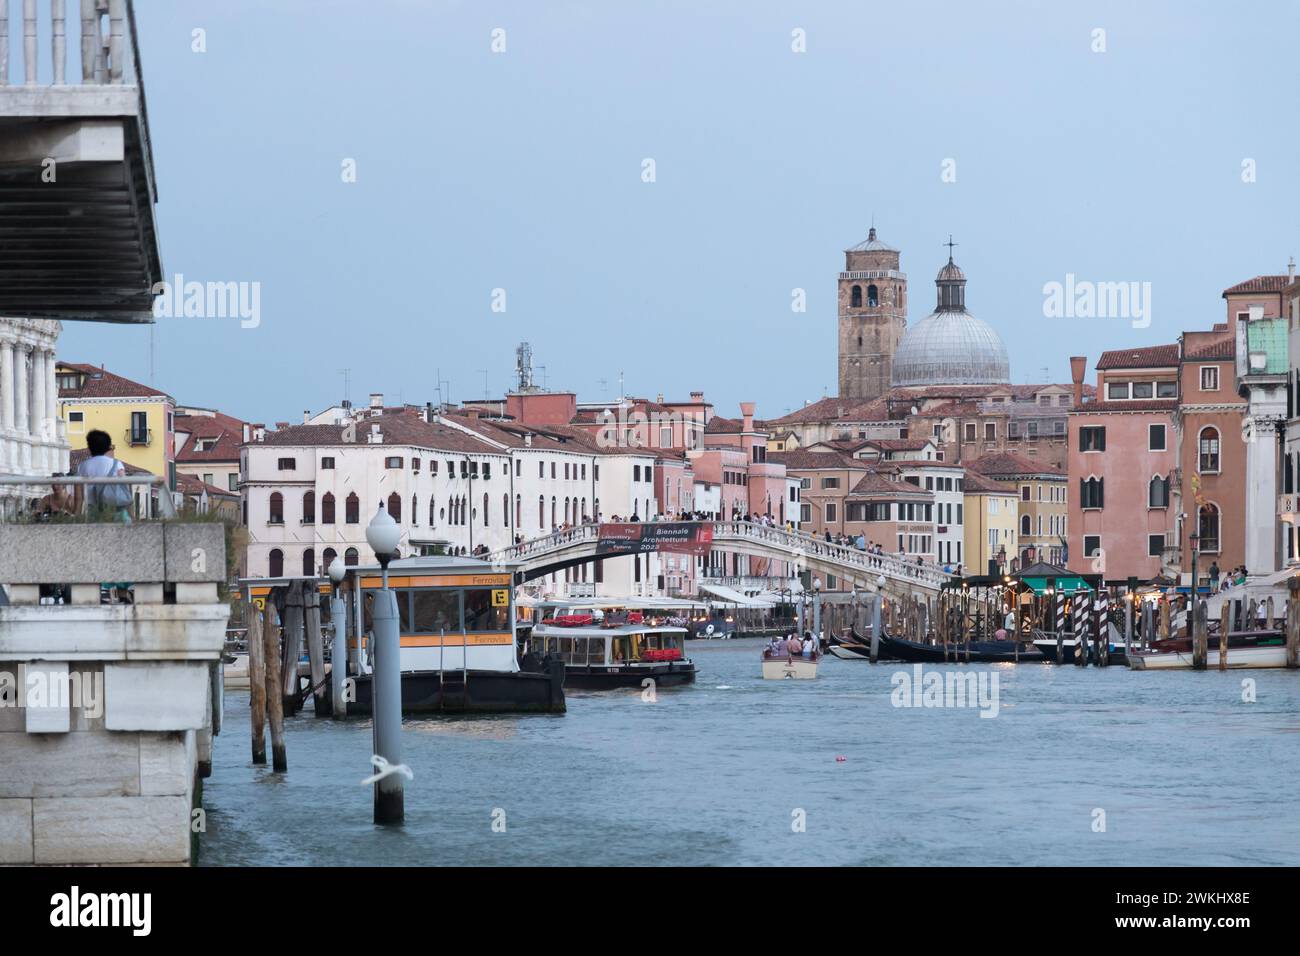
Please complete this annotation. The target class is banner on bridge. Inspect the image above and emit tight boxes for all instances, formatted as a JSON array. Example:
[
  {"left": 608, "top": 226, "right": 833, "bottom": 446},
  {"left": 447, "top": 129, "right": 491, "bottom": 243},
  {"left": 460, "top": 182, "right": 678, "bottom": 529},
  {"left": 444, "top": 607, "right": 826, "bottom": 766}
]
[{"left": 595, "top": 521, "right": 714, "bottom": 558}]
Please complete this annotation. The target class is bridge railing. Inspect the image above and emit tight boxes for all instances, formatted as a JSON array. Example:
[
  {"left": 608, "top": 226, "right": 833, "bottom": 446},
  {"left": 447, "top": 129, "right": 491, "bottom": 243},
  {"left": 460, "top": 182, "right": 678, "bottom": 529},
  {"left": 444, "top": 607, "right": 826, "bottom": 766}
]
[
  {"left": 486, "top": 519, "right": 951, "bottom": 590},
  {"left": 1, "top": 0, "right": 139, "bottom": 87}
]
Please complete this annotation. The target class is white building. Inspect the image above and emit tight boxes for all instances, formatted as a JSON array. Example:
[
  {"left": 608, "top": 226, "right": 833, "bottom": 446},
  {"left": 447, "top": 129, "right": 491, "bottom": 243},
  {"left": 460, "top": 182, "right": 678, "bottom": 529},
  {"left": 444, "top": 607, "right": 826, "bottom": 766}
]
[
  {"left": 893, "top": 461, "right": 965, "bottom": 566},
  {"left": 0, "top": 318, "right": 67, "bottom": 517}
]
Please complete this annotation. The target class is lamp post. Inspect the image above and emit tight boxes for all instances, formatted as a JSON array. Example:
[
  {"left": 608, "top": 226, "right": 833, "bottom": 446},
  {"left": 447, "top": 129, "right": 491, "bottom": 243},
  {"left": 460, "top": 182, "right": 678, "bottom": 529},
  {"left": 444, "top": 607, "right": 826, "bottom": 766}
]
[
  {"left": 870, "top": 573, "right": 885, "bottom": 662},
  {"left": 328, "top": 556, "right": 348, "bottom": 720},
  {"left": 812, "top": 576, "right": 822, "bottom": 645},
  {"left": 366, "top": 505, "right": 404, "bottom": 824},
  {"left": 1189, "top": 531, "right": 1203, "bottom": 668}
]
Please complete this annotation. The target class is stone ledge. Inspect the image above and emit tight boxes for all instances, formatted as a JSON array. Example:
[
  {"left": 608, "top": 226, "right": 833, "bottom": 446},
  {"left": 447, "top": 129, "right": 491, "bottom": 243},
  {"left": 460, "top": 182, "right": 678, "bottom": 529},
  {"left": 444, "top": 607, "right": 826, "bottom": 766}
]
[
  {"left": 0, "top": 603, "right": 229, "bottom": 661},
  {"left": 33, "top": 796, "right": 190, "bottom": 865},
  {"left": 0, "top": 798, "right": 33, "bottom": 864},
  {"left": 0, "top": 522, "right": 225, "bottom": 585}
]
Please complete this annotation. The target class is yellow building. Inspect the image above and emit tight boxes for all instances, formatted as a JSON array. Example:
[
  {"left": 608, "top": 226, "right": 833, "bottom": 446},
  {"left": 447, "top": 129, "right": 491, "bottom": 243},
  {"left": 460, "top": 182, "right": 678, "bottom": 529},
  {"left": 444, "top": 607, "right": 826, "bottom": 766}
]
[
  {"left": 56, "top": 362, "right": 176, "bottom": 487},
  {"left": 968, "top": 451, "right": 1068, "bottom": 568},
  {"left": 962, "top": 471, "right": 1018, "bottom": 575}
]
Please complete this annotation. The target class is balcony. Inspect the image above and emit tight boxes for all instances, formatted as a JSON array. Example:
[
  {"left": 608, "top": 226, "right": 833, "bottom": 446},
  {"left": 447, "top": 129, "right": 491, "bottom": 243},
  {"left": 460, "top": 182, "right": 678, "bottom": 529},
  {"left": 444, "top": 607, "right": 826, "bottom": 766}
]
[{"left": 124, "top": 427, "right": 151, "bottom": 446}]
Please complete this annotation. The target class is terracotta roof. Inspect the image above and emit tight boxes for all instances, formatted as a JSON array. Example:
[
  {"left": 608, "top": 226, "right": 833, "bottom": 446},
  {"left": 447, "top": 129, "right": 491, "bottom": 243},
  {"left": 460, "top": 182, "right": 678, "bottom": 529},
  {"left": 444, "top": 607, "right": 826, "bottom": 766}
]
[
  {"left": 176, "top": 472, "right": 239, "bottom": 499},
  {"left": 766, "top": 450, "right": 859, "bottom": 471},
  {"left": 255, "top": 414, "right": 501, "bottom": 454},
  {"left": 1184, "top": 339, "right": 1235, "bottom": 361},
  {"left": 863, "top": 437, "right": 932, "bottom": 451},
  {"left": 1223, "top": 275, "right": 1291, "bottom": 296},
  {"left": 962, "top": 472, "right": 1015, "bottom": 495},
  {"left": 56, "top": 362, "right": 172, "bottom": 401},
  {"left": 761, "top": 395, "right": 898, "bottom": 426},
  {"left": 915, "top": 401, "right": 987, "bottom": 418},
  {"left": 68, "top": 448, "right": 154, "bottom": 476},
  {"left": 1095, "top": 344, "right": 1180, "bottom": 370},
  {"left": 704, "top": 415, "right": 742, "bottom": 434},
  {"left": 847, "top": 470, "right": 933, "bottom": 499},
  {"left": 175, "top": 409, "right": 246, "bottom": 464},
  {"left": 967, "top": 450, "right": 1065, "bottom": 479},
  {"left": 445, "top": 413, "right": 655, "bottom": 457},
  {"left": 1070, "top": 399, "right": 1178, "bottom": 414}
]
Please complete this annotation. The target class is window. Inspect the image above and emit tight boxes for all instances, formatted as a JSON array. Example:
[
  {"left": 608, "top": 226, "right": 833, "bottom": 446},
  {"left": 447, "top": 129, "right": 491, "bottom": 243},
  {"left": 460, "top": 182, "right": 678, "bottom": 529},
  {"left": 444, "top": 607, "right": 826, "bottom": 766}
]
[
  {"left": 1080, "top": 477, "right": 1104, "bottom": 509},
  {"left": 412, "top": 458, "right": 421, "bottom": 472},
  {"left": 1132, "top": 382, "right": 1153, "bottom": 399},
  {"left": 1079, "top": 426, "right": 1105, "bottom": 451},
  {"left": 1026, "top": 422, "right": 1038, "bottom": 439},
  {"left": 581, "top": 464, "right": 587, "bottom": 480},
  {"left": 1148, "top": 534, "right": 1164, "bottom": 557},
  {"left": 387, "top": 492, "right": 402, "bottom": 522},
  {"left": 633, "top": 465, "right": 640, "bottom": 481},
  {"left": 130, "top": 411, "right": 149, "bottom": 445},
  {"left": 800, "top": 504, "right": 811, "bottom": 522},
  {"left": 1198, "top": 428, "right": 1220, "bottom": 473},
  {"left": 302, "top": 548, "right": 315, "bottom": 577},
  {"left": 321, "top": 457, "right": 335, "bottom": 469},
  {"left": 851, "top": 285, "right": 862, "bottom": 308},
  {"left": 821, "top": 477, "right": 839, "bottom": 490},
  {"left": 277, "top": 457, "right": 295, "bottom": 470},
  {"left": 268, "top": 492, "right": 283, "bottom": 524},
  {"left": 1053, "top": 420, "right": 1065, "bottom": 436},
  {"left": 1107, "top": 382, "right": 1129, "bottom": 400},
  {"left": 1200, "top": 367, "right": 1219, "bottom": 391},
  {"left": 1149, "top": 424, "right": 1166, "bottom": 451},
  {"left": 1021, "top": 485, "right": 1030, "bottom": 501},
  {"left": 1083, "top": 535, "right": 1101, "bottom": 558},
  {"left": 412, "top": 495, "right": 418, "bottom": 526},
  {"left": 322, "top": 492, "right": 335, "bottom": 524},
  {"left": 483, "top": 493, "right": 490, "bottom": 527},
  {"left": 268, "top": 549, "right": 283, "bottom": 577},
  {"left": 963, "top": 423, "right": 976, "bottom": 443},
  {"left": 302, "top": 491, "right": 315, "bottom": 523},
  {"left": 1148, "top": 475, "right": 1169, "bottom": 508},
  {"left": 345, "top": 492, "right": 359, "bottom": 524},
  {"left": 228, "top": 473, "right": 238, "bottom": 492},
  {"left": 1157, "top": 381, "right": 1177, "bottom": 398},
  {"left": 430, "top": 497, "right": 437, "bottom": 525},
  {"left": 867, "top": 284, "right": 878, "bottom": 307},
  {"left": 483, "top": 463, "right": 491, "bottom": 480},
  {"left": 386, "top": 456, "right": 403, "bottom": 469},
  {"left": 203, "top": 473, "right": 213, "bottom": 486},
  {"left": 430, "top": 460, "right": 438, "bottom": 476},
  {"left": 539, "top": 461, "right": 545, "bottom": 478},
  {"left": 984, "top": 422, "right": 996, "bottom": 441},
  {"left": 344, "top": 547, "right": 358, "bottom": 567},
  {"left": 1021, "top": 514, "right": 1031, "bottom": 535},
  {"left": 825, "top": 503, "right": 838, "bottom": 523},
  {"left": 1198, "top": 504, "right": 1220, "bottom": 553},
  {"left": 322, "top": 547, "right": 337, "bottom": 571}
]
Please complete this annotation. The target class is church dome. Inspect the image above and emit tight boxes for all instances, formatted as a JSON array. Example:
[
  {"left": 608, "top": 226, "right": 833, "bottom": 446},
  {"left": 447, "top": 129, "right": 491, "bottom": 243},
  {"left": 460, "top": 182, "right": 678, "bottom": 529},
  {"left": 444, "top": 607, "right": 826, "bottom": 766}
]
[{"left": 890, "top": 247, "right": 1010, "bottom": 388}]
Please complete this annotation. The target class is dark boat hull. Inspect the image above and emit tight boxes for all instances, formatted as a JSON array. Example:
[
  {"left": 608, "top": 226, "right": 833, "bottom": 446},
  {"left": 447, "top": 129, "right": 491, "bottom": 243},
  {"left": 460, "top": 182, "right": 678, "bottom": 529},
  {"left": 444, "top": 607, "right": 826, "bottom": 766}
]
[
  {"left": 350, "top": 667, "right": 566, "bottom": 715},
  {"left": 880, "top": 633, "right": 1045, "bottom": 664},
  {"left": 562, "top": 661, "right": 696, "bottom": 689}
]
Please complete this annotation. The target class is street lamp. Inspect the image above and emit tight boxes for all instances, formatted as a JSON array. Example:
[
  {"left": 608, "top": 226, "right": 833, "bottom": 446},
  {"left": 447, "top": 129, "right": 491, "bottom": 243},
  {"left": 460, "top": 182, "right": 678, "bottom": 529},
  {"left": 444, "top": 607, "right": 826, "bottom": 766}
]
[
  {"left": 812, "top": 575, "right": 822, "bottom": 643},
  {"left": 365, "top": 505, "right": 404, "bottom": 825},
  {"left": 327, "top": 556, "right": 347, "bottom": 720}
]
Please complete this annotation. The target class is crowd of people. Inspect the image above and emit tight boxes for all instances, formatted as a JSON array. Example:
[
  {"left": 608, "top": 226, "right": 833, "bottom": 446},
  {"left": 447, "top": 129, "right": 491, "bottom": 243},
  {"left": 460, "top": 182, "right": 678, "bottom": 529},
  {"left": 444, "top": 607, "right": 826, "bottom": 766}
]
[{"left": 765, "top": 632, "right": 818, "bottom": 659}]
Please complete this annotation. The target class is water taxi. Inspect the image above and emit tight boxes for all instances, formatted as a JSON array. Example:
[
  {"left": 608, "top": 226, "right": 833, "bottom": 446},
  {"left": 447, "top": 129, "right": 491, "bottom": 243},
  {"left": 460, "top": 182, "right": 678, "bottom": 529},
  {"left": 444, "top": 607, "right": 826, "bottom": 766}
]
[
  {"left": 761, "top": 648, "right": 818, "bottom": 679},
  {"left": 529, "top": 611, "right": 695, "bottom": 689},
  {"left": 1127, "top": 630, "right": 1288, "bottom": 670}
]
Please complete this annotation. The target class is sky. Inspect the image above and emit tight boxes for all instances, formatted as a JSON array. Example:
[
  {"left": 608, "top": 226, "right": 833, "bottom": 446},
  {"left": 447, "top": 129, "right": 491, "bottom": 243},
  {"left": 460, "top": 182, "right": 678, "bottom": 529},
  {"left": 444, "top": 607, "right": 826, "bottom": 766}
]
[{"left": 54, "top": 0, "right": 1300, "bottom": 424}]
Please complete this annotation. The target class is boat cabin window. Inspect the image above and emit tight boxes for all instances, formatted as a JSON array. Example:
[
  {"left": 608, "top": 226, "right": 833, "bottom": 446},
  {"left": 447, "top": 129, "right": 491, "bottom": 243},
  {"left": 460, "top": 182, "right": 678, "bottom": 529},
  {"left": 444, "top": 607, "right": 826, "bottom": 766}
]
[
  {"left": 390, "top": 586, "right": 511, "bottom": 634},
  {"left": 464, "top": 588, "right": 510, "bottom": 632}
]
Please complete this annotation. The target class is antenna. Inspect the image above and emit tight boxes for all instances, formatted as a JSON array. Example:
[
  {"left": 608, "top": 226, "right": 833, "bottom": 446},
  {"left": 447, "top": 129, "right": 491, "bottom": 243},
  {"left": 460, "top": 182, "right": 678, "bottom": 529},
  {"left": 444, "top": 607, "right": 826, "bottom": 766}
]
[
  {"left": 338, "top": 368, "right": 351, "bottom": 406},
  {"left": 478, "top": 368, "right": 489, "bottom": 400}
]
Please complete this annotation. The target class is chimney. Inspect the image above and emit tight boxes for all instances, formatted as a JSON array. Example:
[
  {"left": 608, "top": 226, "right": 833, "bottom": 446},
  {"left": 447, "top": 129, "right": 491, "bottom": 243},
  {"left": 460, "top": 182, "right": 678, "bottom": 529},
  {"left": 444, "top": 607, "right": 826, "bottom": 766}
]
[
  {"left": 275, "top": 421, "right": 289, "bottom": 430},
  {"left": 424, "top": 402, "right": 433, "bottom": 423},
  {"left": 369, "top": 392, "right": 383, "bottom": 409},
  {"left": 740, "top": 401, "right": 755, "bottom": 432},
  {"left": 690, "top": 391, "right": 704, "bottom": 403},
  {"left": 1069, "top": 356, "right": 1086, "bottom": 408},
  {"left": 464, "top": 407, "right": 480, "bottom": 420},
  {"left": 524, "top": 433, "right": 533, "bottom": 448},
  {"left": 369, "top": 423, "right": 382, "bottom": 444},
  {"left": 253, "top": 424, "right": 266, "bottom": 442},
  {"left": 302, "top": 409, "right": 310, "bottom": 424},
  {"left": 242, "top": 423, "right": 251, "bottom": 443},
  {"left": 1290, "top": 256, "right": 1296, "bottom": 282}
]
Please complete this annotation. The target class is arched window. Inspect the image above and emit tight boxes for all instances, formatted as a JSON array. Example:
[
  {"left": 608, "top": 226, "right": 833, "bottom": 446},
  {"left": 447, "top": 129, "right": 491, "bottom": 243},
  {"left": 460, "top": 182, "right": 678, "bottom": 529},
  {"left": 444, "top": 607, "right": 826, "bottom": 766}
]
[
  {"left": 503, "top": 493, "right": 510, "bottom": 527},
  {"left": 301, "top": 491, "right": 315, "bottom": 523},
  {"left": 1198, "top": 503, "right": 1220, "bottom": 553},
  {"left": 387, "top": 492, "right": 402, "bottom": 522},
  {"left": 1148, "top": 475, "right": 1170, "bottom": 508},
  {"left": 850, "top": 284, "right": 862, "bottom": 308},
  {"left": 321, "top": 492, "right": 335, "bottom": 524},
  {"left": 344, "top": 547, "right": 359, "bottom": 567},
  {"left": 483, "top": 492, "right": 489, "bottom": 527},
  {"left": 564, "top": 497, "right": 571, "bottom": 524},
  {"left": 551, "top": 497, "right": 557, "bottom": 528},
  {"left": 867, "top": 284, "right": 879, "bottom": 307},
  {"left": 345, "top": 492, "right": 359, "bottom": 524},
  {"left": 516, "top": 494, "right": 522, "bottom": 528},
  {"left": 302, "top": 548, "right": 315, "bottom": 577},
  {"left": 268, "top": 548, "right": 283, "bottom": 577},
  {"left": 1198, "top": 427, "right": 1220, "bottom": 473},
  {"left": 322, "top": 547, "right": 337, "bottom": 571},
  {"left": 1020, "top": 514, "right": 1031, "bottom": 536},
  {"left": 429, "top": 497, "right": 437, "bottom": 526},
  {"left": 412, "top": 495, "right": 418, "bottom": 526},
  {"left": 269, "top": 492, "right": 283, "bottom": 524},
  {"left": 538, "top": 495, "right": 544, "bottom": 528},
  {"left": 581, "top": 498, "right": 587, "bottom": 522}
]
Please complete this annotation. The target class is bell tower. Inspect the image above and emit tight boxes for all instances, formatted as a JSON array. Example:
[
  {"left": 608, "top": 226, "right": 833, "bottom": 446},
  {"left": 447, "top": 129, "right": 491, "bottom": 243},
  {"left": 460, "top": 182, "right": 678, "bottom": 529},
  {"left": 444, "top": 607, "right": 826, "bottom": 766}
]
[{"left": 838, "top": 228, "right": 908, "bottom": 401}]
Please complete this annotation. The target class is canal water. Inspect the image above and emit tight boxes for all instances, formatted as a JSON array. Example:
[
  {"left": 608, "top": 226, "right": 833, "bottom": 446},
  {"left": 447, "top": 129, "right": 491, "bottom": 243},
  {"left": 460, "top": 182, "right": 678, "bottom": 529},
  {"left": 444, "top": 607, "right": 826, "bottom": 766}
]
[{"left": 200, "top": 638, "right": 1300, "bottom": 866}]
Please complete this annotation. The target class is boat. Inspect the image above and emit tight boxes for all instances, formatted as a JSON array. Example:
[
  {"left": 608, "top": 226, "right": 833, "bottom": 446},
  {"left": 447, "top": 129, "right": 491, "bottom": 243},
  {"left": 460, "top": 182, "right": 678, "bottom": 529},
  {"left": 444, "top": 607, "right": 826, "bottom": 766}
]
[
  {"left": 880, "top": 631, "right": 1044, "bottom": 664},
  {"left": 529, "top": 617, "right": 696, "bottom": 689},
  {"left": 762, "top": 648, "right": 819, "bottom": 679},
  {"left": 1128, "top": 630, "right": 1289, "bottom": 670},
  {"left": 340, "top": 555, "right": 567, "bottom": 715},
  {"left": 826, "top": 627, "right": 899, "bottom": 661}
]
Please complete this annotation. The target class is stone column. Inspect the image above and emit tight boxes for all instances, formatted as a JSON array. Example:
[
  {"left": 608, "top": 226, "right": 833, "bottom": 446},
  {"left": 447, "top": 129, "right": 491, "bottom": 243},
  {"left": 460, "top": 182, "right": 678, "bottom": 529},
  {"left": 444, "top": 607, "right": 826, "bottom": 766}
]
[
  {"left": 0, "top": 340, "right": 13, "bottom": 431},
  {"left": 29, "top": 347, "right": 45, "bottom": 439},
  {"left": 14, "top": 345, "right": 29, "bottom": 436},
  {"left": 1246, "top": 417, "right": 1281, "bottom": 579},
  {"left": 45, "top": 348, "right": 57, "bottom": 426}
]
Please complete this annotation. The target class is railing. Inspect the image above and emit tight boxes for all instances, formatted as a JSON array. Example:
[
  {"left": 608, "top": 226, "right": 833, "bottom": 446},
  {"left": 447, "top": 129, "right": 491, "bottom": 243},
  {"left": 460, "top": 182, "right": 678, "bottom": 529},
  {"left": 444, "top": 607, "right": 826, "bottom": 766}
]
[
  {"left": 0, "top": 473, "right": 177, "bottom": 519},
  {"left": 485, "top": 520, "right": 951, "bottom": 590},
  {"left": 0, "top": 0, "right": 137, "bottom": 87},
  {"left": 125, "top": 427, "right": 152, "bottom": 446}
]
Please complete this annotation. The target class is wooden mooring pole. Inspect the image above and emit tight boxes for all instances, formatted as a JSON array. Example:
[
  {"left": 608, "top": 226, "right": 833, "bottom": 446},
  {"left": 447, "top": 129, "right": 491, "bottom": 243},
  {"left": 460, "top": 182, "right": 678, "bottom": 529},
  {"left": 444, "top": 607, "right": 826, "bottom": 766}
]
[
  {"left": 264, "top": 601, "right": 288, "bottom": 772},
  {"left": 1192, "top": 598, "right": 1208, "bottom": 671},
  {"left": 1287, "top": 578, "right": 1300, "bottom": 669},
  {"left": 304, "top": 585, "right": 329, "bottom": 716},
  {"left": 248, "top": 601, "right": 267, "bottom": 765},
  {"left": 1219, "top": 596, "right": 1231, "bottom": 671}
]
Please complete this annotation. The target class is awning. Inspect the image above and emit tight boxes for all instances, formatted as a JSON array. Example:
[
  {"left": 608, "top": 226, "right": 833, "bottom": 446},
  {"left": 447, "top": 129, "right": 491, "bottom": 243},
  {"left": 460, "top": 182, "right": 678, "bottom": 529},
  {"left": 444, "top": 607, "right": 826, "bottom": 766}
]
[
  {"left": 698, "top": 583, "right": 774, "bottom": 608},
  {"left": 1019, "top": 575, "right": 1094, "bottom": 595}
]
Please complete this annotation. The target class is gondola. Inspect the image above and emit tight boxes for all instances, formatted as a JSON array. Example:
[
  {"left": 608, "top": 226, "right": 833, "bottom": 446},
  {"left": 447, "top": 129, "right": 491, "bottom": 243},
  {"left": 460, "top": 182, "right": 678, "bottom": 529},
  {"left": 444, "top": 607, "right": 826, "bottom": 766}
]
[
  {"left": 825, "top": 627, "right": 901, "bottom": 661},
  {"left": 878, "top": 631, "right": 1045, "bottom": 664}
]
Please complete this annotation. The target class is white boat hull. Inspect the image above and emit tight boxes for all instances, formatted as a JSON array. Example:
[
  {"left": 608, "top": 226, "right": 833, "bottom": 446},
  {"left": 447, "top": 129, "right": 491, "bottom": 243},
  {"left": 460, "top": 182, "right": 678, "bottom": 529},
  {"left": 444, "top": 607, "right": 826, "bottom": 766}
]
[
  {"left": 828, "top": 645, "right": 870, "bottom": 660},
  {"left": 1128, "top": 644, "right": 1290, "bottom": 670},
  {"left": 762, "top": 656, "right": 819, "bottom": 680}
]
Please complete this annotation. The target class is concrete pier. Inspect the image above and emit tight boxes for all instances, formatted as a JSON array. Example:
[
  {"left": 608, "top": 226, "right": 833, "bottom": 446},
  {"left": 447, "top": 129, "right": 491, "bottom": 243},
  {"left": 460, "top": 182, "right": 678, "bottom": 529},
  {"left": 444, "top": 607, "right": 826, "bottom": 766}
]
[{"left": 0, "top": 522, "right": 227, "bottom": 865}]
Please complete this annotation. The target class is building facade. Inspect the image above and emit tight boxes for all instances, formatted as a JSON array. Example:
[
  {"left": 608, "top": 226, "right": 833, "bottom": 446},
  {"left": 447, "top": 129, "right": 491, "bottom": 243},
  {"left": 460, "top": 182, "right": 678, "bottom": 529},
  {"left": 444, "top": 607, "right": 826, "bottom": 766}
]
[{"left": 0, "top": 318, "right": 66, "bottom": 517}]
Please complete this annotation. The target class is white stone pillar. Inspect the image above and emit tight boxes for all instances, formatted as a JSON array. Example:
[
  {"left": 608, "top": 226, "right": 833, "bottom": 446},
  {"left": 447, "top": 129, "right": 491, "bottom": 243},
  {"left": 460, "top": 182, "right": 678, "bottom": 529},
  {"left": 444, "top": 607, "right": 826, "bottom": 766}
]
[
  {"left": 0, "top": 340, "right": 13, "bottom": 431},
  {"left": 1246, "top": 417, "right": 1280, "bottom": 578},
  {"left": 29, "top": 347, "right": 45, "bottom": 439},
  {"left": 14, "top": 345, "right": 28, "bottom": 436},
  {"left": 45, "top": 348, "right": 57, "bottom": 425}
]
